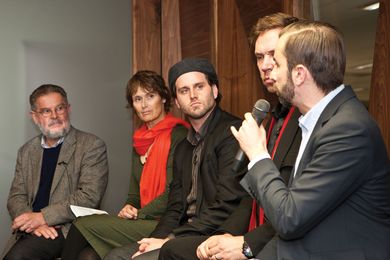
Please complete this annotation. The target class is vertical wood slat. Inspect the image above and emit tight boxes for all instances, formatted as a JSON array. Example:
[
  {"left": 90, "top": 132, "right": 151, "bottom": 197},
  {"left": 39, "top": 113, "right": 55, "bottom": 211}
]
[
  {"left": 283, "top": 0, "right": 311, "bottom": 19},
  {"left": 132, "top": 0, "right": 161, "bottom": 73},
  {"left": 161, "top": 0, "right": 181, "bottom": 81},
  {"left": 161, "top": 0, "right": 183, "bottom": 118},
  {"left": 212, "top": 0, "right": 263, "bottom": 118},
  {"left": 235, "top": 0, "right": 282, "bottom": 38},
  {"left": 234, "top": 0, "right": 283, "bottom": 108},
  {"left": 179, "top": 0, "right": 212, "bottom": 60},
  {"left": 369, "top": 0, "right": 390, "bottom": 155},
  {"left": 132, "top": 0, "right": 161, "bottom": 128},
  {"left": 132, "top": 0, "right": 311, "bottom": 121}
]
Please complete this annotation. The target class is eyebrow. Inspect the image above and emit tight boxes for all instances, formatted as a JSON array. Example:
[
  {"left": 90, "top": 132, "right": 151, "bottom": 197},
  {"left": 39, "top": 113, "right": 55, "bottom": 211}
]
[
  {"left": 194, "top": 82, "right": 204, "bottom": 87},
  {"left": 255, "top": 50, "right": 275, "bottom": 56},
  {"left": 179, "top": 81, "right": 205, "bottom": 88},
  {"left": 177, "top": 85, "right": 189, "bottom": 90},
  {"left": 35, "top": 104, "right": 65, "bottom": 113}
]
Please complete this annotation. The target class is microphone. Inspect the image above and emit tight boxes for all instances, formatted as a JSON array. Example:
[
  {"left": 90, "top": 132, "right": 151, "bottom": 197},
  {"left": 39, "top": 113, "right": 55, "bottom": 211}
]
[
  {"left": 58, "top": 161, "right": 72, "bottom": 192},
  {"left": 232, "top": 99, "right": 270, "bottom": 172}
]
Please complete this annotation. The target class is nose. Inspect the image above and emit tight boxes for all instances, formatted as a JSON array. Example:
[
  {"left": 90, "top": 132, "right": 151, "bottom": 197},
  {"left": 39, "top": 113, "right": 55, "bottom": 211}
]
[
  {"left": 190, "top": 88, "right": 198, "bottom": 99},
  {"left": 50, "top": 110, "right": 59, "bottom": 118},
  {"left": 261, "top": 54, "right": 274, "bottom": 73},
  {"left": 141, "top": 98, "right": 148, "bottom": 108}
]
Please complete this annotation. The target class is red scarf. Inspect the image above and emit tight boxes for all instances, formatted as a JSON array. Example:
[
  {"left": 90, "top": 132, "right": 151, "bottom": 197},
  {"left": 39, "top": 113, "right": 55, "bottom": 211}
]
[{"left": 133, "top": 113, "right": 189, "bottom": 208}]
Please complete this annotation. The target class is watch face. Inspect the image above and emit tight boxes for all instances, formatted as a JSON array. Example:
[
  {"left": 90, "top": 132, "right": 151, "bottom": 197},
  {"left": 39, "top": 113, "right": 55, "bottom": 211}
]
[{"left": 243, "top": 241, "right": 254, "bottom": 258}]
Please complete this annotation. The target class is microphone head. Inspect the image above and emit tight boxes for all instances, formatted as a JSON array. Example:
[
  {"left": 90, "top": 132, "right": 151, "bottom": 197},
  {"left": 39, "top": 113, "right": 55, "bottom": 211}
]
[
  {"left": 253, "top": 99, "right": 270, "bottom": 114},
  {"left": 252, "top": 99, "right": 270, "bottom": 125}
]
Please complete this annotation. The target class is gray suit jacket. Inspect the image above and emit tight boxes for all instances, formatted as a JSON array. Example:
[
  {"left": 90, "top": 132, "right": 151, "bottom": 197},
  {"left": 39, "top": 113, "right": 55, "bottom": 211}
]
[
  {"left": 241, "top": 86, "right": 390, "bottom": 260},
  {"left": 4, "top": 126, "right": 108, "bottom": 254}
]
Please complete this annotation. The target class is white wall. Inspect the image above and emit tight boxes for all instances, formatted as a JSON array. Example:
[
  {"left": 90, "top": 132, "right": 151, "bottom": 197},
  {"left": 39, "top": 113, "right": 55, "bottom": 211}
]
[{"left": 0, "top": 0, "right": 132, "bottom": 249}]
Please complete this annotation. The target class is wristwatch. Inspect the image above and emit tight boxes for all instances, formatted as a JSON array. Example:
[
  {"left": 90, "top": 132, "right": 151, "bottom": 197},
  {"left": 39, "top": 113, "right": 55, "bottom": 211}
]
[{"left": 242, "top": 240, "right": 254, "bottom": 259}]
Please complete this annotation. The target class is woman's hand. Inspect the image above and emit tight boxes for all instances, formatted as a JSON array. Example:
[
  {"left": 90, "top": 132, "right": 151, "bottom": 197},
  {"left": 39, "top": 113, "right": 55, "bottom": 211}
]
[{"left": 118, "top": 204, "right": 138, "bottom": 219}]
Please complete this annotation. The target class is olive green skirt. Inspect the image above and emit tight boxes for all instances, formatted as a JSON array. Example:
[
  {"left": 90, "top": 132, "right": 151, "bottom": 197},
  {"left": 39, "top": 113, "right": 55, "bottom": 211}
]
[{"left": 74, "top": 214, "right": 158, "bottom": 258}]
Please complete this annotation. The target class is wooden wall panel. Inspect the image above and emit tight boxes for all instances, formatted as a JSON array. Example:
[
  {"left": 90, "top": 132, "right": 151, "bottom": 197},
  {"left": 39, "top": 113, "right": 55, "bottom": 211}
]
[
  {"left": 161, "top": 0, "right": 181, "bottom": 81},
  {"left": 212, "top": 0, "right": 261, "bottom": 117},
  {"left": 212, "top": 0, "right": 284, "bottom": 118},
  {"left": 369, "top": 0, "right": 390, "bottom": 155},
  {"left": 132, "top": 0, "right": 161, "bottom": 73},
  {"left": 161, "top": 0, "right": 183, "bottom": 118},
  {"left": 179, "top": 0, "right": 212, "bottom": 60},
  {"left": 235, "top": 0, "right": 283, "bottom": 109},
  {"left": 235, "top": 0, "right": 282, "bottom": 38},
  {"left": 283, "top": 0, "right": 311, "bottom": 19},
  {"left": 131, "top": 0, "right": 161, "bottom": 128},
  {"left": 131, "top": 0, "right": 300, "bottom": 120}
]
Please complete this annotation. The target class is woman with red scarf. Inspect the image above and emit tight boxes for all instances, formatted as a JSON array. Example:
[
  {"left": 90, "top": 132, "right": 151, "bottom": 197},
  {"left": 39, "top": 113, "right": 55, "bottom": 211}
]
[{"left": 61, "top": 71, "right": 189, "bottom": 260}]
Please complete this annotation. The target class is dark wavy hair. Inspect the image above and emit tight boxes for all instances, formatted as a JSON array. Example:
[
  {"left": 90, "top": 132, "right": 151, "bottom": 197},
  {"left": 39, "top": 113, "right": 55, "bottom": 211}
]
[
  {"left": 249, "top": 12, "right": 299, "bottom": 46},
  {"left": 126, "top": 70, "right": 172, "bottom": 112}
]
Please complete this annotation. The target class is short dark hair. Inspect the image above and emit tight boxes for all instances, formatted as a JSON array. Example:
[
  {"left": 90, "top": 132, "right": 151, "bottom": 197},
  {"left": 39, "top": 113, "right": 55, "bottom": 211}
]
[
  {"left": 126, "top": 70, "right": 171, "bottom": 112},
  {"left": 30, "top": 84, "right": 68, "bottom": 111},
  {"left": 249, "top": 12, "right": 299, "bottom": 46},
  {"left": 280, "top": 20, "right": 346, "bottom": 94}
]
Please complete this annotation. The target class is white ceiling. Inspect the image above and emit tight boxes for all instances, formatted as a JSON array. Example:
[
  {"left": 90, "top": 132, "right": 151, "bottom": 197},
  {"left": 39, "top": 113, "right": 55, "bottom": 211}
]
[{"left": 312, "top": 0, "right": 379, "bottom": 103}]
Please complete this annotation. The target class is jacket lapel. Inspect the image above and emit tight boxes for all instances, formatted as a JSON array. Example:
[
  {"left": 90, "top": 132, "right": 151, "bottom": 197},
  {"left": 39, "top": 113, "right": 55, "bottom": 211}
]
[
  {"left": 293, "top": 86, "right": 356, "bottom": 179},
  {"left": 196, "top": 107, "right": 222, "bottom": 175},
  {"left": 272, "top": 107, "right": 301, "bottom": 170},
  {"left": 50, "top": 127, "right": 76, "bottom": 196},
  {"left": 29, "top": 137, "right": 43, "bottom": 203},
  {"left": 194, "top": 107, "right": 221, "bottom": 212}
]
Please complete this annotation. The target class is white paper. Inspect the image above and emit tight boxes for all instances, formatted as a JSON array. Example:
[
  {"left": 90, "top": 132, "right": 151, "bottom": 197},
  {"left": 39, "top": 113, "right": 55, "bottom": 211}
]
[{"left": 70, "top": 205, "right": 108, "bottom": 217}]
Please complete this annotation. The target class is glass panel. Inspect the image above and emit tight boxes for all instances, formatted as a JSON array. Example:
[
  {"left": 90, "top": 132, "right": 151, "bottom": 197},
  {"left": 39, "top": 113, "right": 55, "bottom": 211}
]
[{"left": 312, "top": 0, "right": 379, "bottom": 106}]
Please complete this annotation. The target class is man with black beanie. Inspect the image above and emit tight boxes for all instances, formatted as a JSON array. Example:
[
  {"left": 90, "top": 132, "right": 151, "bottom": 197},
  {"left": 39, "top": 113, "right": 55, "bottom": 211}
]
[{"left": 104, "top": 58, "right": 249, "bottom": 260}]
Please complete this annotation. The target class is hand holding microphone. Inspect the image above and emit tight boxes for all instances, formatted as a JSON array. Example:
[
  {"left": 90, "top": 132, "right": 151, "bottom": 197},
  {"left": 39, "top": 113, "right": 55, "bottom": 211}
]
[{"left": 231, "top": 99, "right": 270, "bottom": 172}]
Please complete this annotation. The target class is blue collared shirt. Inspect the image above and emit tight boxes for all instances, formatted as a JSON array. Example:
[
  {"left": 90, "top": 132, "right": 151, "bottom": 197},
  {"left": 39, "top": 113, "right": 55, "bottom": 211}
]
[{"left": 293, "top": 84, "right": 345, "bottom": 176}]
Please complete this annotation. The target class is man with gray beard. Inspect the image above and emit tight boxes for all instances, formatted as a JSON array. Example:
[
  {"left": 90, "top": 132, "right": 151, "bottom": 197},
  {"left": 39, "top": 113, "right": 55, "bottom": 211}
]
[{"left": 2, "top": 84, "right": 109, "bottom": 260}]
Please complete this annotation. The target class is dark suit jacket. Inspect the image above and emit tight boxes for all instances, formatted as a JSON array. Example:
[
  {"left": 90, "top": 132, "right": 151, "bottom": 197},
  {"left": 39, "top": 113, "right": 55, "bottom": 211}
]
[
  {"left": 150, "top": 107, "right": 249, "bottom": 238},
  {"left": 241, "top": 86, "right": 390, "bottom": 260}
]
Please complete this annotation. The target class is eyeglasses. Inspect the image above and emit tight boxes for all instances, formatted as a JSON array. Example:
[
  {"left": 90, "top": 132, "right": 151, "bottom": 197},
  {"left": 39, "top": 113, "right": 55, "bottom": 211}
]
[{"left": 34, "top": 103, "right": 69, "bottom": 118}]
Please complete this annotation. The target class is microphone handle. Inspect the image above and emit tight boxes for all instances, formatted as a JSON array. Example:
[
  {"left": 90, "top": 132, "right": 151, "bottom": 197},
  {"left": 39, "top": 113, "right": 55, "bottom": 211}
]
[
  {"left": 231, "top": 112, "right": 267, "bottom": 173},
  {"left": 232, "top": 149, "right": 245, "bottom": 172}
]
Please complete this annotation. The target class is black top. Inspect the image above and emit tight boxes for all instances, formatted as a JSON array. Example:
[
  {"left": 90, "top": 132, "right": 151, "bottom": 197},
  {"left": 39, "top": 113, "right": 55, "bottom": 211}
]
[
  {"left": 33, "top": 143, "right": 62, "bottom": 212},
  {"left": 150, "top": 106, "right": 249, "bottom": 238}
]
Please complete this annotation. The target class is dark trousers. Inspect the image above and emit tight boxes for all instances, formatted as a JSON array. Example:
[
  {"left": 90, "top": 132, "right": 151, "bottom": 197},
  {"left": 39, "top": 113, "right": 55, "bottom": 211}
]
[
  {"left": 158, "top": 236, "right": 208, "bottom": 260},
  {"left": 104, "top": 242, "right": 160, "bottom": 260},
  {"left": 104, "top": 236, "right": 208, "bottom": 260},
  {"left": 104, "top": 243, "right": 141, "bottom": 260},
  {"left": 3, "top": 229, "right": 64, "bottom": 260},
  {"left": 61, "top": 224, "right": 101, "bottom": 260}
]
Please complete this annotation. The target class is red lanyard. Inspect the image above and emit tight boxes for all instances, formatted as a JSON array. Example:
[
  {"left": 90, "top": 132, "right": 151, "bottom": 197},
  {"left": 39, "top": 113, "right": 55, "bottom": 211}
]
[
  {"left": 249, "top": 106, "right": 296, "bottom": 230},
  {"left": 267, "top": 106, "right": 296, "bottom": 160}
]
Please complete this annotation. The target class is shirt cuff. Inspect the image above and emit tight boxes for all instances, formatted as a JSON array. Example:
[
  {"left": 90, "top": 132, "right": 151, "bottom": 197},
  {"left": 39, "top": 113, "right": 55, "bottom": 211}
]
[
  {"left": 248, "top": 153, "right": 271, "bottom": 170},
  {"left": 167, "top": 233, "right": 176, "bottom": 239}
]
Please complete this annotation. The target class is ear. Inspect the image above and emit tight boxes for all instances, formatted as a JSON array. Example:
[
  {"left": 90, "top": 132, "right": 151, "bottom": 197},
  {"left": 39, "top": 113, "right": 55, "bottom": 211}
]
[
  {"left": 174, "top": 98, "right": 181, "bottom": 109},
  {"left": 212, "top": 84, "right": 218, "bottom": 100},
  {"left": 292, "top": 64, "right": 307, "bottom": 86},
  {"left": 30, "top": 111, "right": 39, "bottom": 125},
  {"left": 162, "top": 99, "right": 166, "bottom": 104}
]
